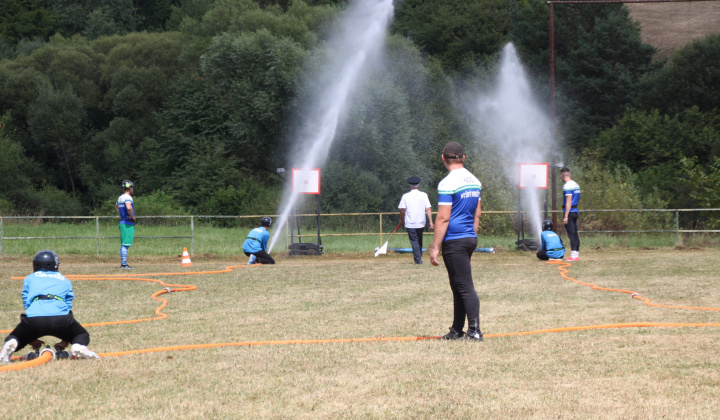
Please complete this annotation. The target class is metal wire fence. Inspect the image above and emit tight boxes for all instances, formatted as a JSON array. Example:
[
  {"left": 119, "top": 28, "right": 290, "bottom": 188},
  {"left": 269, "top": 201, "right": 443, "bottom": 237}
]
[{"left": 1, "top": 208, "right": 719, "bottom": 257}]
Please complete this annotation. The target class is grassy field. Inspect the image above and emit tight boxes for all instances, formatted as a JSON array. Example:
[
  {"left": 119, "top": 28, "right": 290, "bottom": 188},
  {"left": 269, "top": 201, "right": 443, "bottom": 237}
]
[
  {"left": 1, "top": 248, "right": 720, "bottom": 418},
  {"left": 1, "top": 219, "right": 718, "bottom": 259}
]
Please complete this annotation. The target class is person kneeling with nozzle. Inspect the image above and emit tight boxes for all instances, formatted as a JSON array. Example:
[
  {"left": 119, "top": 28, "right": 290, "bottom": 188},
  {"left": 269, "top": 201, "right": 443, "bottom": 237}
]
[
  {"left": 537, "top": 220, "right": 565, "bottom": 261},
  {"left": 243, "top": 217, "right": 275, "bottom": 265},
  {"left": 0, "top": 250, "right": 100, "bottom": 363}
]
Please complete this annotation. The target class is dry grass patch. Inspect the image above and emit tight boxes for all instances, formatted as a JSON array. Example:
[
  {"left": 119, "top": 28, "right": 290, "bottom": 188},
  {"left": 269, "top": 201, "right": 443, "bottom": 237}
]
[
  {"left": 1, "top": 249, "right": 720, "bottom": 418},
  {"left": 628, "top": 2, "right": 720, "bottom": 56}
]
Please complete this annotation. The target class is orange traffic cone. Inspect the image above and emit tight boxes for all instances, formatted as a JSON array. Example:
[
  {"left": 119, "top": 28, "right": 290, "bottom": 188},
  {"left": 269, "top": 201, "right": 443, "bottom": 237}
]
[{"left": 181, "top": 247, "right": 192, "bottom": 267}]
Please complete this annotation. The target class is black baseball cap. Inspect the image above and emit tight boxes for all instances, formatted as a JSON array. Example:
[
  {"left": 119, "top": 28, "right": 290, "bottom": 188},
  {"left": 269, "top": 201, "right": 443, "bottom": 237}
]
[{"left": 443, "top": 142, "right": 464, "bottom": 159}]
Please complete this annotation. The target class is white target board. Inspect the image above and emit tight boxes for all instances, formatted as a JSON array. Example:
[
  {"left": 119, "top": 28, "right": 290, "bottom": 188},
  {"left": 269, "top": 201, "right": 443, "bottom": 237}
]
[
  {"left": 292, "top": 169, "right": 321, "bottom": 194},
  {"left": 518, "top": 163, "right": 548, "bottom": 189}
]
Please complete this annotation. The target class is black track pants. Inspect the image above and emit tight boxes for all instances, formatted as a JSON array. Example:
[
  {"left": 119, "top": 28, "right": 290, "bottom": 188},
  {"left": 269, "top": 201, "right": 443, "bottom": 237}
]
[
  {"left": 441, "top": 237, "right": 479, "bottom": 332},
  {"left": 244, "top": 250, "right": 275, "bottom": 264},
  {"left": 5, "top": 312, "right": 90, "bottom": 351},
  {"left": 565, "top": 212, "right": 580, "bottom": 252}
]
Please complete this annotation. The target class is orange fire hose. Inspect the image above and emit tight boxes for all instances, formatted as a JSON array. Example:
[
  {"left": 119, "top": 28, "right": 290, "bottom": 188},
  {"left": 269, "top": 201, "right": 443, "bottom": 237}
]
[
  {"left": 484, "top": 260, "right": 720, "bottom": 335},
  {"left": 2, "top": 264, "right": 260, "bottom": 331},
  {"left": 3, "top": 259, "right": 720, "bottom": 373},
  {"left": 468, "top": 260, "right": 720, "bottom": 339},
  {"left": 0, "top": 350, "right": 54, "bottom": 372},
  {"left": 0, "top": 263, "right": 258, "bottom": 372}
]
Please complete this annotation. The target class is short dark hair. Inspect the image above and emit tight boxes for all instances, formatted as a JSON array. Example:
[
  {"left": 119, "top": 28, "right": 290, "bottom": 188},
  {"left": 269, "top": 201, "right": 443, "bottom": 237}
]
[
  {"left": 560, "top": 167, "right": 570, "bottom": 174},
  {"left": 442, "top": 141, "right": 464, "bottom": 161}
]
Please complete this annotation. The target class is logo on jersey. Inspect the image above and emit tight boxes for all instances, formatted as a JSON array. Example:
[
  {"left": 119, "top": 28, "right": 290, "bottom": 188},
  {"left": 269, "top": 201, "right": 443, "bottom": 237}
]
[{"left": 460, "top": 190, "right": 481, "bottom": 199}]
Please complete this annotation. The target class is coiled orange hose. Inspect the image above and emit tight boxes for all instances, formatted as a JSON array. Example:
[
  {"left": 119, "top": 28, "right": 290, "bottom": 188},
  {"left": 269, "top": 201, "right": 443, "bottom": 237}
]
[
  {"left": 3, "top": 259, "right": 720, "bottom": 373},
  {"left": 483, "top": 260, "right": 720, "bottom": 339}
]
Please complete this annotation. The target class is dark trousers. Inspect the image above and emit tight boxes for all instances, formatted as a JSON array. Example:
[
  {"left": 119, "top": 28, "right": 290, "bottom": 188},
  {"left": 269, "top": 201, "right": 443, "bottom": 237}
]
[
  {"left": 537, "top": 249, "right": 565, "bottom": 260},
  {"left": 244, "top": 250, "right": 275, "bottom": 264},
  {"left": 5, "top": 312, "right": 90, "bottom": 351},
  {"left": 566, "top": 212, "right": 580, "bottom": 251},
  {"left": 442, "top": 237, "right": 480, "bottom": 333},
  {"left": 406, "top": 227, "right": 425, "bottom": 264}
]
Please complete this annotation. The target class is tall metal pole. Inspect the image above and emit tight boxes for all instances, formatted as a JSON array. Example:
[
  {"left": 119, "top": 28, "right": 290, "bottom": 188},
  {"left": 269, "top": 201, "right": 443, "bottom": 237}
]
[
  {"left": 316, "top": 194, "right": 322, "bottom": 247},
  {"left": 549, "top": 2, "right": 558, "bottom": 230}
]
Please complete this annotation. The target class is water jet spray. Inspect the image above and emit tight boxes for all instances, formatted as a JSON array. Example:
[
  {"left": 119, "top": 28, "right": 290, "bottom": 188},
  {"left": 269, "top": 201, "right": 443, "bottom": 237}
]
[
  {"left": 269, "top": 0, "right": 394, "bottom": 253},
  {"left": 466, "top": 43, "right": 553, "bottom": 245}
]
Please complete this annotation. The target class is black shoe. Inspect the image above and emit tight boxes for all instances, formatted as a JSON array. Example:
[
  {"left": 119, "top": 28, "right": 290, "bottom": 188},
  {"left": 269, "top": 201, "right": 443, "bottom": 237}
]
[
  {"left": 120, "top": 264, "right": 134, "bottom": 269},
  {"left": 24, "top": 350, "right": 39, "bottom": 360},
  {"left": 464, "top": 330, "right": 484, "bottom": 342},
  {"left": 439, "top": 328, "right": 465, "bottom": 340}
]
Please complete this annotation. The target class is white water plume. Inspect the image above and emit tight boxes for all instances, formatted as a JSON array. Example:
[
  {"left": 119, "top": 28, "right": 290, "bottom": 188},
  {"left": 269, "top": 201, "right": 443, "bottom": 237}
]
[
  {"left": 467, "top": 43, "right": 552, "bottom": 237},
  {"left": 269, "top": 0, "right": 394, "bottom": 252}
]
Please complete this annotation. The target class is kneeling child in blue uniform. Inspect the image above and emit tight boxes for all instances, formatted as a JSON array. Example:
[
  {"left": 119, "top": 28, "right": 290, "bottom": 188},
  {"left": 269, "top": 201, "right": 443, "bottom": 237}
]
[
  {"left": 243, "top": 217, "right": 276, "bottom": 265},
  {"left": 537, "top": 220, "right": 565, "bottom": 261},
  {"left": 0, "top": 250, "right": 100, "bottom": 363}
]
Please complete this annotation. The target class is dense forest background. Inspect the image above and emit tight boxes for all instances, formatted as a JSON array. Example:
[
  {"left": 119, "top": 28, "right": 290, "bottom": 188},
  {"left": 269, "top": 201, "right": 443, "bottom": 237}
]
[{"left": 1, "top": 0, "right": 719, "bottom": 226}]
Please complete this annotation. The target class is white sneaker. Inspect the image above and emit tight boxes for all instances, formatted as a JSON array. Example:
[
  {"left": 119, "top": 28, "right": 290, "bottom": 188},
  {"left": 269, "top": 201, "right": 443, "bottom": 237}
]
[
  {"left": 70, "top": 343, "right": 100, "bottom": 359},
  {"left": 247, "top": 254, "right": 256, "bottom": 265},
  {"left": 0, "top": 339, "right": 18, "bottom": 364}
]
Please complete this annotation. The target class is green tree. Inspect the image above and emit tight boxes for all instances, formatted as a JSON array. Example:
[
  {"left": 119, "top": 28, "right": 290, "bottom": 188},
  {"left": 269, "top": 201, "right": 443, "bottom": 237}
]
[
  {"left": 201, "top": 30, "right": 305, "bottom": 178},
  {"left": 639, "top": 33, "right": 720, "bottom": 116},
  {"left": 181, "top": 0, "right": 337, "bottom": 48},
  {"left": 0, "top": 0, "right": 59, "bottom": 44},
  {"left": 143, "top": 29, "right": 304, "bottom": 209},
  {"left": 26, "top": 84, "right": 89, "bottom": 194},
  {"left": 680, "top": 156, "right": 720, "bottom": 228},
  {"left": 392, "top": 0, "right": 513, "bottom": 73},
  {"left": 0, "top": 32, "right": 189, "bottom": 211},
  {"left": 565, "top": 152, "right": 669, "bottom": 231},
  {"left": 134, "top": 0, "right": 180, "bottom": 31},
  {"left": 49, "top": 0, "right": 143, "bottom": 40},
  {"left": 308, "top": 36, "right": 464, "bottom": 213},
  {"left": 681, "top": 156, "right": 720, "bottom": 209},
  {"left": 595, "top": 107, "right": 720, "bottom": 208},
  {"left": 321, "top": 161, "right": 388, "bottom": 213},
  {"left": 0, "top": 114, "right": 35, "bottom": 213},
  {"left": 556, "top": 4, "right": 657, "bottom": 149},
  {"left": 511, "top": 2, "right": 658, "bottom": 150}
]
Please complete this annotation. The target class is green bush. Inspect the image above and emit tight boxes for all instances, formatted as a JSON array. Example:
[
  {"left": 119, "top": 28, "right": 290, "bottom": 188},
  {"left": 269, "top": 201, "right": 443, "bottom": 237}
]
[
  {"left": 17, "top": 185, "right": 84, "bottom": 216},
  {"left": 565, "top": 152, "right": 670, "bottom": 232}
]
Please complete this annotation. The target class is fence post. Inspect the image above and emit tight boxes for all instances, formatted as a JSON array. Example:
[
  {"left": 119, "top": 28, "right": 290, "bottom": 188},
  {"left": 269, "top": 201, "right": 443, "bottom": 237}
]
[
  {"left": 191, "top": 215, "right": 195, "bottom": 256},
  {"left": 1, "top": 217, "right": 3, "bottom": 257},
  {"left": 675, "top": 210, "right": 680, "bottom": 247},
  {"left": 286, "top": 217, "right": 289, "bottom": 250},
  {"left": 379, "top": 213, "right": 383, "bottom": 245},
  {"left": 96, "top": 217, "right": 100, "bottom": 257}
]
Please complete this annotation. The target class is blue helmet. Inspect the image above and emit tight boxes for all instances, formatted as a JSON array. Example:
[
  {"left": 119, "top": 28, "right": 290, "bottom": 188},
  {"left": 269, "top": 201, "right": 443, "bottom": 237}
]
[
  {"left": 121, "top": 180, "right": 134, "bottom": 189},
  {"left": 33, "top": 250, "right": 59, "bottom": 272},
  {"left": 542, "top": 219, "right": 554, "bottom": 231},
  {"left": 261, "top": 217, "right": 272, "bottom": 227}
]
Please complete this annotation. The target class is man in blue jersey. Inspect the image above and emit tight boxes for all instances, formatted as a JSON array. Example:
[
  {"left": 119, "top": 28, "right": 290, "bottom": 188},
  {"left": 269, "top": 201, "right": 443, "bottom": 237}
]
[
  {"left": 0, "top": 250, "right": 100, "bottom": 363},
  {"left": 561, "top": 168, "right": 581, "bottom": 261},
  {"left": 243, "top": 217, "right": 275, "bottom": 265},
  {"left": 115, "top": 180, "right": 136, "bottom": 269},
  {"left": 537, "top": 220, "right": 565, "bottom": 260},
  {"left": 429, "top": 142, "right": 483, "bottom": 341}
]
